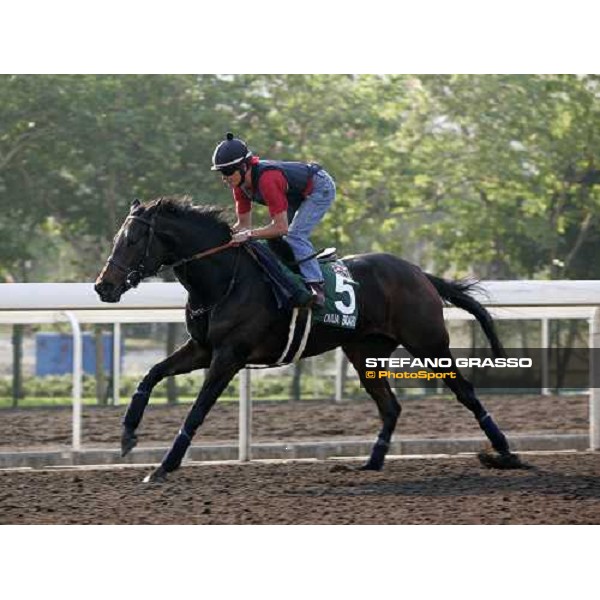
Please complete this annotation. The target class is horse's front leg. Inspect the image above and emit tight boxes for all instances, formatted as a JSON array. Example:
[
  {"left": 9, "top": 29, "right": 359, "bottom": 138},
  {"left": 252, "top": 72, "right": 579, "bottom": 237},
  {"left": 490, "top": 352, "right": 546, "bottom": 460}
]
[
  {"left": 144, "top": 345, "right": 247, "bottom": 483},
  {"left": 121, "top": 338, "right": 210, "bottom": 457}
]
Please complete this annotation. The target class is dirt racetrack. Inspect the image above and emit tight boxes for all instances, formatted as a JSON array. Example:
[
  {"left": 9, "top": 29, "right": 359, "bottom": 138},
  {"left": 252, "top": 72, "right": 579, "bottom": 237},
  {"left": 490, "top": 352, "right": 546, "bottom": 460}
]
[
  {"left": 1, "top": 453, "right": 600, "bottom": 524},
  {"left": 0, "top": 393, "right": 589, "bottom": 449},
  {"left": 2, "top": 394, "right": 598, "bottom": 524}
]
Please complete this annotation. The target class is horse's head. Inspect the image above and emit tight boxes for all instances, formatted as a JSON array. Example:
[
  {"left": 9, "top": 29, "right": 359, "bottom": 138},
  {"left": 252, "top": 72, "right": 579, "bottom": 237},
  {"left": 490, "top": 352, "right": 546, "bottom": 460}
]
[
  {"left": 95, "top": 198, "right": 173, "bottom": 302},
  {"left": 95, "top": 197, "right": 231, "bottom": 303}
]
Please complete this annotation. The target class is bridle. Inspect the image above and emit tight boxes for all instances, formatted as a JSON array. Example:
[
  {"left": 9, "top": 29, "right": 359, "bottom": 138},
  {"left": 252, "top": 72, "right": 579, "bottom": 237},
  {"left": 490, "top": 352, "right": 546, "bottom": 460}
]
[
  {"left": 106, "top": 207, "right": 236, "bottom": 292},
  {"left": 107, "top": 210, "right": 161, "bottom": 290}
]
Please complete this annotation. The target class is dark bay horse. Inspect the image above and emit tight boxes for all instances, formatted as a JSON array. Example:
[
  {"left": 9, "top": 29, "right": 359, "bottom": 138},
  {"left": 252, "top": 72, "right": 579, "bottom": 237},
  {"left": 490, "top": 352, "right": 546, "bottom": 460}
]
[{"left": 95, "top": 197, "right": 527, "bottom": 482}]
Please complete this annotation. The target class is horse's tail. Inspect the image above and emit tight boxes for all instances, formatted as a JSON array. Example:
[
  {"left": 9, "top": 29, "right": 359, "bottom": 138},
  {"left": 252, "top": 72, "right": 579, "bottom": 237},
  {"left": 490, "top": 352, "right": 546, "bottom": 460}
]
[{"left": 425, "top": 273, "right": 506, "bottom": 358}]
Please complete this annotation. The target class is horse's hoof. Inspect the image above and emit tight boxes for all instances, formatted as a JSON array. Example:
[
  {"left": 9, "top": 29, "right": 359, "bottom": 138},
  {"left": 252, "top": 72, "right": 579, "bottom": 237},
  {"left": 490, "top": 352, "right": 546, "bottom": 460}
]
[
  {"left": 478, "top": 451, "right": 531, "bottom": 470},
  {"left": 121, "top": 429, "right": 138, "bottom": 457},
  {"left": 143, "top": 466, "right": 168, "bottom": 484},
  {"left": 359, "top": 461, "right": 383, "bottom": 472}
]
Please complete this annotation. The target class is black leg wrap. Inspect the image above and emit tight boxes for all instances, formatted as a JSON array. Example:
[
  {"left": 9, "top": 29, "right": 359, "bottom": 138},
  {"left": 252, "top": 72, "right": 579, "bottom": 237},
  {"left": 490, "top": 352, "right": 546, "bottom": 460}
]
[
  {"left": 161, "top": 429, "right": 192, "bottom": 473},
  {"left": 478, "top": 413, "right": 510, "bottom": 455},
  {"left": 120, "top": 427, "right": 138, "bottom": 457},
  {"left": 361, "top": 437, "right": 390, "bottom": 471},
  {"left": 122, "top": 389, "right": 150, "bottom": 431}
]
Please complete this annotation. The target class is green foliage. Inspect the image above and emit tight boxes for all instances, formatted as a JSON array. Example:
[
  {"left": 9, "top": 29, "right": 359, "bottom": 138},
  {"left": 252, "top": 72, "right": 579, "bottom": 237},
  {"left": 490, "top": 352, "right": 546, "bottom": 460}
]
[
  {"left": 2, "top": 74, "right": 600, "bottom": 281},
  {"left": 414, "top": 75, "right": 600, "bottom": 278},
  {"left": 0, "top": 372, "right": 337, "bottom": 404}
]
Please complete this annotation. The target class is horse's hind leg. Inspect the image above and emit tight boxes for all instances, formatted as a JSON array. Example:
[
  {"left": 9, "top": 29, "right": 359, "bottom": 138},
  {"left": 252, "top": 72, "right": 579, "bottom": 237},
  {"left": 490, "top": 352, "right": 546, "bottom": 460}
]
[
  {"left": 121, "top": 338, "right": 210, "bottom": 457},
  {"left": 344, "top": 338, "right": 401, "bottom": 471},
  {"left": 441, "top": 367, "right": 526, "bottom": 468},
  {"left": 406, "top": 342, "right": 527, "bottom": 469}
]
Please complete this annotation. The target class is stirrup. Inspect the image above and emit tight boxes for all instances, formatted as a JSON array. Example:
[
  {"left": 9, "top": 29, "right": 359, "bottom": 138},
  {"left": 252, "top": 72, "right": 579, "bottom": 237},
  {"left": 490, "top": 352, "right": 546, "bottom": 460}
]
[
  {"left": 316, "top": 247, "right": 337, "bottom": 262},
  {"left": 295, "top": 247, "right": 337, "bottom": 265}
]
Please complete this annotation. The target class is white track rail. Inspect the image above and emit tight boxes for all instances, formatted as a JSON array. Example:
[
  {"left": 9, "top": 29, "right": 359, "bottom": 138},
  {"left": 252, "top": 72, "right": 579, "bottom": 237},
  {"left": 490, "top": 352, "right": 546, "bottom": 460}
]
[{"left": 1, "top": 281, "right": 600, "bottom": 455}]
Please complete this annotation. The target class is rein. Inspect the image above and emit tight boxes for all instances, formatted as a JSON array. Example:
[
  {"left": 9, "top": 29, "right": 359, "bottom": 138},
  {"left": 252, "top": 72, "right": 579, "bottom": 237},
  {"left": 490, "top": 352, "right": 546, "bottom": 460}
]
[{"left": 168, "top": 240, "right": 236, "bottom": 270}]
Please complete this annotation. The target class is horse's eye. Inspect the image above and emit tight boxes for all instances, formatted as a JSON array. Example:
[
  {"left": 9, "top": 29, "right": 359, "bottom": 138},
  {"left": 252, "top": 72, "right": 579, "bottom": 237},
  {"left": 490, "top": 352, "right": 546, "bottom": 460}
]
[{"left": 125, "top": 224, "right": 145, "bottom": 246}]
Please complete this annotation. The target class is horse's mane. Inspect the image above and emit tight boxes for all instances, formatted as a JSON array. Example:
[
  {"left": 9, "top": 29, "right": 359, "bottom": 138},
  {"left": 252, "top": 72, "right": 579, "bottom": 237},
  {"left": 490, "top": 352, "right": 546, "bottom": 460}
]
[{"left": 144, "top": 196, "right": 231, "bottom": 235}]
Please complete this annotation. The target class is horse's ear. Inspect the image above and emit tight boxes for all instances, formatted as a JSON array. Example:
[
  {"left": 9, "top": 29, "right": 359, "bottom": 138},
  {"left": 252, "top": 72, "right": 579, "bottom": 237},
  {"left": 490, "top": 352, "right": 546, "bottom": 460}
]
[{"left": 131, "top": 198, "right": 141, "bottom": 210}]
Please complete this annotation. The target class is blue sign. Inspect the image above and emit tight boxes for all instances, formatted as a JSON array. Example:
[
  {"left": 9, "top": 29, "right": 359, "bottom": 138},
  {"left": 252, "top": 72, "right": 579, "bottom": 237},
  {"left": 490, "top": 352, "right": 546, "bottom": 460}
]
[{"left": 35, "top": 333, "right": 123, "bottom": 376}]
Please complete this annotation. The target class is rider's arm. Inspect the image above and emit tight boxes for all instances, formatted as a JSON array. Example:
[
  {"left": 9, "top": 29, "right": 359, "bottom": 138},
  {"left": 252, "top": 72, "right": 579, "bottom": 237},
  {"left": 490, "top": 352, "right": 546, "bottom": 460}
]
[
  {"left": 233, "top": 187, "right": 252, "bottom": 232},
  {"left": 250, "top": 211, "right": 289, "bottom": 239},
  {"left": 249, "top": 170, "right": 289, "bottom": 239},
  {"left": 233, "top": 210, "right": 252, "bottom": 232}
]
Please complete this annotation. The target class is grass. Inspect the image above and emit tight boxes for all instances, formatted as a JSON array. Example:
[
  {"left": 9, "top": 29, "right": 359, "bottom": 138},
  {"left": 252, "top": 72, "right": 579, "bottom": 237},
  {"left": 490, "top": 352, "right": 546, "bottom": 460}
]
[{"left": 0, "top": 372, "right": 348, "bottom": 409}]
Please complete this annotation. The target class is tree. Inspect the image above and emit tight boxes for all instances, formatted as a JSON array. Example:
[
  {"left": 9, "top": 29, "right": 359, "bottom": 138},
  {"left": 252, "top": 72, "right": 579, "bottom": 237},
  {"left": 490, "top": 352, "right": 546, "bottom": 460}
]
[
  {"left": 3, "top": 74, "right": 600, "bottom": 284},
  {"left": 411, "top": 75, "right": 600, "bottom": 279}
]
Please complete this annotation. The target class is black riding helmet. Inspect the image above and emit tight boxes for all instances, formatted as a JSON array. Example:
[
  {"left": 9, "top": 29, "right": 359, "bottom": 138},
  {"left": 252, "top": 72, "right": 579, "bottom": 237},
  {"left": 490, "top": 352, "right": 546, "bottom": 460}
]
[{"left": 211, "top": 132, "right": 253, "bottom": 176}]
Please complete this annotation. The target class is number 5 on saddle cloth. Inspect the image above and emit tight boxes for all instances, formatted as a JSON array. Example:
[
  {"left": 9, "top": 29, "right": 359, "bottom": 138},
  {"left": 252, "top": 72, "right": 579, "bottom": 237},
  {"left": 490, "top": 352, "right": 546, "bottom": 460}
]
[{"left": 244, "top": 240, "right": 359, "bottom": 331}]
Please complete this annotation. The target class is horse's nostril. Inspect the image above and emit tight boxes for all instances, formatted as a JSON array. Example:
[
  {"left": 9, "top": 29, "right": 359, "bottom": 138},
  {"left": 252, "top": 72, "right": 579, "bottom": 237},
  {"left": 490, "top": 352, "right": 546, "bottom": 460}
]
[{"left": 95, "top": 281, "right": 112, "bottom": 297}]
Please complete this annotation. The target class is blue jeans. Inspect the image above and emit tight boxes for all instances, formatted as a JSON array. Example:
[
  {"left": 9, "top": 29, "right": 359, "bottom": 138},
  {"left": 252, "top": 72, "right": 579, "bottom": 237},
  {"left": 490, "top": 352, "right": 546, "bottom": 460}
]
[{"left": 285, "top": 169, "right": 336, "bottom": 283}]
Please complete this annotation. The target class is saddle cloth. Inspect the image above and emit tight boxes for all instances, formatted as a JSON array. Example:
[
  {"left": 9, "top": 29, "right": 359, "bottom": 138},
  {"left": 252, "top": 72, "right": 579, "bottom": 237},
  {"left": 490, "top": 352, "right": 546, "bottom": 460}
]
[
  {"left": 314, "top": 259, "right": 359, "bottom": 329},
  {"left": 245, "top": 241, "right": 359, "bottom": 330}
]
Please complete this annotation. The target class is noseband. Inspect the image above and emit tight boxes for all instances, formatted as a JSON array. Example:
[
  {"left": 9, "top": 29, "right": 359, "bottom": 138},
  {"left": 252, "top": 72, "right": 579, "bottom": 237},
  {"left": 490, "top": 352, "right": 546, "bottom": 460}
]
[{"left": 107, "top": 211, "right": 160, "bottom": 290}]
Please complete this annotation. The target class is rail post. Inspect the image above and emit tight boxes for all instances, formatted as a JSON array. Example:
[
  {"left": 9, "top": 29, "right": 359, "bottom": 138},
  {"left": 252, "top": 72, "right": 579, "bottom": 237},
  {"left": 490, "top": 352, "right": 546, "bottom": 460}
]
[
  {"left": 590, "top": 307, "right": 600, "bottom": 450},
  {"left": 112, "top": 322, "right": 121, "bottom": 405},
  {"left": 63, "top": 311, "right": 83, "bottom": 452},
  {"left": 335, "top": 347, "right": 345, "bottom": 403},
  {"left": 541, "top": 318, "right": 550, "bottom": 395},
  {"left": 239, "top": 368, "right": 252, "bottom": 461}
]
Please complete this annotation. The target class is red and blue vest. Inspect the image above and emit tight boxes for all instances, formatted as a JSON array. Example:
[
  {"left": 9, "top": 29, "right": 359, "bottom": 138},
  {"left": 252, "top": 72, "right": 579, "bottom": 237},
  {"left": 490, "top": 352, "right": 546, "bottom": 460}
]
[{"left": 249, "top": 160, "right": 322, "bottom": 217}]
